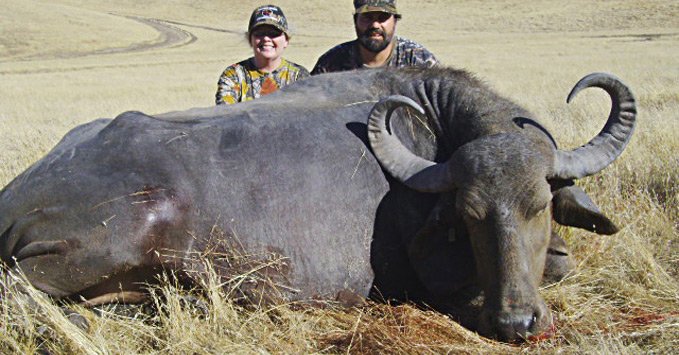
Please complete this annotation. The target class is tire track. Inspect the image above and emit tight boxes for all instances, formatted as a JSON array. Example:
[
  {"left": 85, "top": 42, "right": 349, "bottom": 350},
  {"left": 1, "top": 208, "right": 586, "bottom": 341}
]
[
  {"left": 93, "top": 15, "right": 199, "bottom": 55},
  {"left": 586, "top": 32, "right": 679, "bottom": 42},
  {"left": 0, "top": 59, "right": 225, "bottom": 75},
  {"left": 0, "top": 14, "right": 239, "bottom": 74},
  {"left": 155, "top": 18, "right": 243, "bottom": 35}
]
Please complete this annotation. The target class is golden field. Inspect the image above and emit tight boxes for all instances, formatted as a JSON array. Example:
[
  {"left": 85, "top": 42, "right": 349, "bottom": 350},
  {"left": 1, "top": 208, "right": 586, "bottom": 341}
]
[{"left": 0, "top": 0, "right": 677, "bottom": 353}]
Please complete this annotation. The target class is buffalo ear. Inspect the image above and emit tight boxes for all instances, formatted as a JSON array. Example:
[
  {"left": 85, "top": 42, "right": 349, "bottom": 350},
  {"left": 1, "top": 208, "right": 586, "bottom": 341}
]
[{"left": 552, "top": 184, "right": 619, "bottom": 235}]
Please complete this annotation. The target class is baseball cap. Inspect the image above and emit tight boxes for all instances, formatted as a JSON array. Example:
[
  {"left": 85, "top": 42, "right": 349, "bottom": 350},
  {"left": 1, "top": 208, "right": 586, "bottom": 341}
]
[
  {"left": 248, "top": 5, "right": 289, "bottom": 37},
  {"left": 353, "top": 0, "right": 400, "bottom": 16}
]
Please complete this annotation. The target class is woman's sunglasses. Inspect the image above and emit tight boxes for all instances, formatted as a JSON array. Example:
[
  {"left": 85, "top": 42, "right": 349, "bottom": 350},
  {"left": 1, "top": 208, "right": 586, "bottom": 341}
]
[{"left": 252, "top": 28, "right": 284, "bottom": 38}]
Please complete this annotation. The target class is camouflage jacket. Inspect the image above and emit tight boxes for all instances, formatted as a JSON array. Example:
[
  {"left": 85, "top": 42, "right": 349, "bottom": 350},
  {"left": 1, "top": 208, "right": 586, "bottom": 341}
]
[
  {"left": 311, "top": 36, "right": 438, "bottom": 75},
  {"left": 216, "top": 58, "right": 309, "bottom": 105}
]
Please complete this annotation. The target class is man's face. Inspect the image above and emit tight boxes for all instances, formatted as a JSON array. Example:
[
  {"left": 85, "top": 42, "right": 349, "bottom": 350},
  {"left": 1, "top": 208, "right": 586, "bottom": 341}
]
[{"left": 355, "top": 11, "right": 396, "bottom": 53}]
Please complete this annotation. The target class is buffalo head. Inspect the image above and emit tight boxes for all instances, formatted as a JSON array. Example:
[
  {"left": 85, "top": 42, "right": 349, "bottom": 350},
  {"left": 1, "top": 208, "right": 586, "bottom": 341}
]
[{"left": 367, "top": 73, "right": 636, "bottom": 342}]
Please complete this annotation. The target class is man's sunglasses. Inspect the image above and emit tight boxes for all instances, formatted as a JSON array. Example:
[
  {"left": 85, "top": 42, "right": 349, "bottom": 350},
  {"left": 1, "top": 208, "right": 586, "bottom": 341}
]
[{"left": 357, "top": 12, "right": 393, "bottom": 23}]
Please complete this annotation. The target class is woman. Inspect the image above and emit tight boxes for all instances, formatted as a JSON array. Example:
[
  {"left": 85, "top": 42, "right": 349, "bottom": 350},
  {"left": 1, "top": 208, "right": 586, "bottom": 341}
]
[{"left": 215, "top": 5, "right": 309, "bottom": 105}]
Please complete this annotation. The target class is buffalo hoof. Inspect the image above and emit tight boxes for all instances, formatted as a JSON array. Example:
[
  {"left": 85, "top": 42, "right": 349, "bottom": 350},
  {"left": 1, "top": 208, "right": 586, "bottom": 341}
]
[
  {"left": 179, "top": 294, "right": 210, "bottom": 317},
  {"left": 64, "top": 309, "right": 90, "bottom": 331},
  {"left": 36, "top": 308, "right": 90, "bottom": 352}
]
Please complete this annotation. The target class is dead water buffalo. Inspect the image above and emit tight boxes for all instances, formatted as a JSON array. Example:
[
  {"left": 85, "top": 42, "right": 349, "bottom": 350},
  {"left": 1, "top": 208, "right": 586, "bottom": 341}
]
[{"left": 0, "top": 67, "right": 635, "bottom": 342}]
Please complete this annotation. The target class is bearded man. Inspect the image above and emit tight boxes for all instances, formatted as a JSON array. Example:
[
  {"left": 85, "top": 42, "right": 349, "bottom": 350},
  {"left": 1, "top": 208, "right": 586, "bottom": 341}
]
[{"left": 311, "top": 0, "right": 438, "bottom": 74}]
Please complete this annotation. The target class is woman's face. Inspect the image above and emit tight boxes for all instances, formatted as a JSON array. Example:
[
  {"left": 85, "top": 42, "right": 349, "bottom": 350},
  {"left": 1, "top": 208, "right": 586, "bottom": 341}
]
[{"left": 250, "top": 25, "right": 289, "bottom": 62}]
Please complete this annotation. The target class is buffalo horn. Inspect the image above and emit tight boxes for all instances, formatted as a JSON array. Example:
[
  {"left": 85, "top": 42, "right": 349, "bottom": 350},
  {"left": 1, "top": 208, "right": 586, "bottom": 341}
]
[
  {"left": 368, "top": 95, "right": 456, "bottom": 192},
  {"left": 551, "top": 73, "right": 637, "bottom": 179}
]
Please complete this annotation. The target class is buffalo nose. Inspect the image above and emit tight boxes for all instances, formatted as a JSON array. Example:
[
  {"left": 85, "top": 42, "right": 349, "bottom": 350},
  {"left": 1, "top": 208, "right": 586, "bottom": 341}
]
[
  {"left": 479, "top": 308, "right": 550, "bottom": 343},
  {"left": 495, "top": 313, "right": 536, "bottom": 342}
]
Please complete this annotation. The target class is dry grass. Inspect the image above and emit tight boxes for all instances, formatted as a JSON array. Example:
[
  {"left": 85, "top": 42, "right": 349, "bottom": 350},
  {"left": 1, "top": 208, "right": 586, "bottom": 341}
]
[{"left": 1, "top": 0, "right": 678, "bottom": 353}]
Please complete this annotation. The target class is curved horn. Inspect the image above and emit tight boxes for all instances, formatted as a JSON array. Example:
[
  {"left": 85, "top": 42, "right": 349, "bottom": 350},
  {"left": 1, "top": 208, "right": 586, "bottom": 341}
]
[
  {"left": 367, "top": 95, "right": 455, "bottom": 192},
  {"left": 551, "top": 73, "right": 637, "bottom": 179}
]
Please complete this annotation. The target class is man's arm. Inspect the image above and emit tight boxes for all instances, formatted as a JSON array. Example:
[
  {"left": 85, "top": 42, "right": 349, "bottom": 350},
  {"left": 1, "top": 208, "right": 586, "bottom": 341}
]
[
  {"left": 395, "top": 37, "right": 439, "bottom": 68},
  {"left": 310, "top": 42, "right": 355, "bottom": 75},
  {"left": 310, "top": 57, "right": 329, "bottom": 75},
  {"left": 420, "top": 48, "right": 439, "bottom": 68}
]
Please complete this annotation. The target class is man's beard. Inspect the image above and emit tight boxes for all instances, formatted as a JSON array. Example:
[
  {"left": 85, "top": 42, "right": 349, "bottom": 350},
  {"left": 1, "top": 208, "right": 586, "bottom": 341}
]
[{"left": 357, "top": 28, "right": 392, "bottom": 53}]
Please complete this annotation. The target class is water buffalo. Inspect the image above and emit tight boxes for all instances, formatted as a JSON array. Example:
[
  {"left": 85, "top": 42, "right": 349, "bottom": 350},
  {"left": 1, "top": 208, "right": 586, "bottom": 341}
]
[{"left": 0, "top": 67, "right": 635, "bottom": 342}]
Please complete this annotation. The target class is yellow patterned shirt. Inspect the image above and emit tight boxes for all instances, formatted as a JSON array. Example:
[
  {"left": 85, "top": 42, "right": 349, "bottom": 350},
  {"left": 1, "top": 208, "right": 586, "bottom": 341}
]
[{"left": 215, "top": 58, "right": 309, "bottom": 105}]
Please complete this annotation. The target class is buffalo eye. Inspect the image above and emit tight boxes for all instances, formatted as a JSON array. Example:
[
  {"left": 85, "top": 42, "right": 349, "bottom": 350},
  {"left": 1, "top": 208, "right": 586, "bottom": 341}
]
[
  {"left": 525, "top": 183, "right": 552, "bottom": 219},
  {"left": 458, "top": 191, "right": 487, "bottom": 221},
  {"left": 526, "top": 199, "right": 550, "bottom": 219}
]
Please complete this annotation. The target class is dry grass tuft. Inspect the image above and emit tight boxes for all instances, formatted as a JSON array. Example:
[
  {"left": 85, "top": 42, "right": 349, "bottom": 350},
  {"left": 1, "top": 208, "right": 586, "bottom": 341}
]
[
  {"left": 1, "top": 263, "right": 518, "bottom": 354},
  {"left": 316, "top": 303, "right": 513, "bottom": 354}
]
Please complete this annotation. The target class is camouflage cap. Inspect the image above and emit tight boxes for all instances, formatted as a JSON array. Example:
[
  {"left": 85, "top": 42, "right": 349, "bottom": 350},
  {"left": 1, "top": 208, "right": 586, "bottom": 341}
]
[
  {"left": 353, "top": 0, "right": 399, "bottom": 16},
  {"left": 248, "top": 5, "right": 289, "bottom": 36}
]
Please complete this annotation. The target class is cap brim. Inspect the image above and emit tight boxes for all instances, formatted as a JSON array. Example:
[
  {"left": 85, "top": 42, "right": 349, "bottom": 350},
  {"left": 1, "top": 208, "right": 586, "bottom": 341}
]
[
  {"left": 249, "top": 21, "right": 288, "bottom": 35},
  {"left": 354, "top": 5, "right": 399, "bottom": 15}
]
